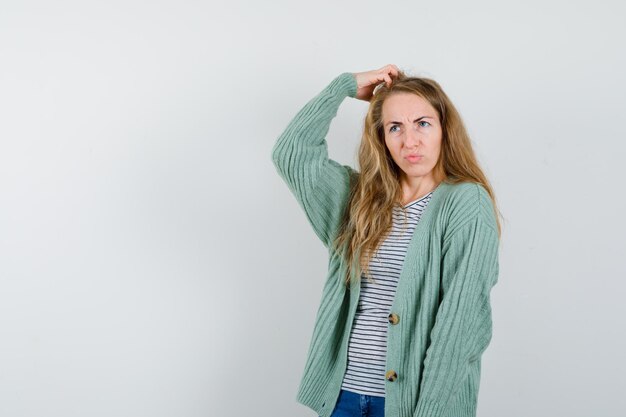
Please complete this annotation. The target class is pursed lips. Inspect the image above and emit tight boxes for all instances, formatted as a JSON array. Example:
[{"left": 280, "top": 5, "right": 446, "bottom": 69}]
[{"left": 404, "top": 154, "right": 424, "bottom": 163}]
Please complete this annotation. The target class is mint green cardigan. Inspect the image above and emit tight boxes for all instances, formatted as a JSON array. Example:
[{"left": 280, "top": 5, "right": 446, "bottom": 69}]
[{"left": 271, "top": 72, "right": 500, "bottom": 417}]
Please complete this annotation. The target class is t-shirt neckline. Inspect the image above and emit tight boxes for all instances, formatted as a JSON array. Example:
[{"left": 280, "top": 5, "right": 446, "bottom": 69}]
[{"left": 403, "top": 191, "right": 433, "bottom": 208}]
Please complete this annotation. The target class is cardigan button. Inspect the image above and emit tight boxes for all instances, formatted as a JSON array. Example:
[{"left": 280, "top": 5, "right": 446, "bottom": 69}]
[
  {"left": 388, "top": 313, "right": 400, "bottom": 325},
  {"left": 385, "top": 370, "right": 398, "bottom": 382}
]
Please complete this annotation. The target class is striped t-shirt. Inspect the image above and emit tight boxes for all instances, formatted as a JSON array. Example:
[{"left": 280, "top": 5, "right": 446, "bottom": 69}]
[{"left": 339, "top": 191, "right": 434, "bottom": 397}]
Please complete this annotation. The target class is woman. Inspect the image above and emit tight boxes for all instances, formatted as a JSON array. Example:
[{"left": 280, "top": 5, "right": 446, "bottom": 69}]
[{"left": 271, "top": 64, "right": 502, "bottom": 417}]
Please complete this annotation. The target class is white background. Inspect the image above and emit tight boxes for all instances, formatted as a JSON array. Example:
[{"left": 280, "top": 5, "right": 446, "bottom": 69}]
[{"left": 1, "top": 1, "right": 625, "bottom": 416}]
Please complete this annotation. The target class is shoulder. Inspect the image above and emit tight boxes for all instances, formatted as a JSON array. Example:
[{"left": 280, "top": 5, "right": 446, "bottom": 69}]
[
  {"left": 444, "top": 181, "right": 491, "bottom": 206},
  {"left": 438, "top": 181, "right": 497, "bottom": 235},
  {"left": 439, "top": 181, "right": 489, "bottom": 210}
]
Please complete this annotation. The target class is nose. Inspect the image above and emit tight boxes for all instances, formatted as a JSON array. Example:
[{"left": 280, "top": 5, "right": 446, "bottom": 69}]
[{"left": 404, "top": 126, "right": 422, "bottom": 147}]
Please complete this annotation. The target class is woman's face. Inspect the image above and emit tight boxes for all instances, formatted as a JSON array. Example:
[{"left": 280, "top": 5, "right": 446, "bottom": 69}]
[{"left": 382, "top": 92, "right": 442, "bottom": 184}]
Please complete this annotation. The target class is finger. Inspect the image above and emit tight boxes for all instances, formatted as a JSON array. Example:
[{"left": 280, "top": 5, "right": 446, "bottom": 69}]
[
  {"left": 386, "top": 64, "right": 398, "bottom": 78},
  {"left": 382, "top": 64, "right": 393, "bottom": 78}
]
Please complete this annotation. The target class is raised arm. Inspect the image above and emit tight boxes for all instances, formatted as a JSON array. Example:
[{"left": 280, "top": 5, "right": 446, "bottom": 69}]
[{"left": 270, "top": 72, "right": 359, "bottom": 249}]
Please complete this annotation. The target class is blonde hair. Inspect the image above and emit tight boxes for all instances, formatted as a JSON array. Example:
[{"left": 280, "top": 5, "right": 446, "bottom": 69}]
[{"left": 331, "top": 69, "right": 504, "bottom": 286}]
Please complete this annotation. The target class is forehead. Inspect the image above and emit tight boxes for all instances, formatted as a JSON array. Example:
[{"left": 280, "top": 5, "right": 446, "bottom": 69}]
[{"left": 382, "top": 92, "right": 437, "bottom": 119}]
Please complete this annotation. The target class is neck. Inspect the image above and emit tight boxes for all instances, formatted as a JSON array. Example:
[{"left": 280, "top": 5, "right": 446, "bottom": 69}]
[{"left": 400, "top": 174, "right": 440, "bottom": 206}]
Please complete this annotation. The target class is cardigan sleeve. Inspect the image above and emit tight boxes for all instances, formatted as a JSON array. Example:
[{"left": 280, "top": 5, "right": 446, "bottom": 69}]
[
  {"left": 270, "top": 72, "right": 359, "bottom": 249},
  {"left": 413, "top": 203, "right": 500, "bottom": 417}
]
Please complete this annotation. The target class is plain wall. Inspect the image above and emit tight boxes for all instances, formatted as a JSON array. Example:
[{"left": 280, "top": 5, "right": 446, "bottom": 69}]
[{"left": 1, "top": 0, "right": 624, "bottom": 416}]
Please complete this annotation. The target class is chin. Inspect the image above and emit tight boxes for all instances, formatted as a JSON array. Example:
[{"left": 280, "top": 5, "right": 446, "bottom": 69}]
[
  {"left": 401, "top": 166, "right": 434, "bottom": 178},
  {"left": 403, "top": 165, "right": 429, "bottom": 174}
]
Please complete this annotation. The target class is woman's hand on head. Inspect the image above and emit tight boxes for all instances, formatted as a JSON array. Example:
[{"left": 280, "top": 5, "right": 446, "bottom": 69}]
[{"left": 352, "top": 64, "right": 400, "bottom": 102}]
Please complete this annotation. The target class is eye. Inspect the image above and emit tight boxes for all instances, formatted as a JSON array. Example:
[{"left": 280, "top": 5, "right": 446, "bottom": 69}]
[
  {"left": 389, "top": 125, "right": 399, "bottom": 133},
  {"left": 418, "top": 121, "right": 431, "bottom": 127}
]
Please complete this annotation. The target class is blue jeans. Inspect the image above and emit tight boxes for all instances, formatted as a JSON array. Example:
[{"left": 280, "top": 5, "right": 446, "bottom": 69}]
[{"left": 321, "top": 389, "right": 385, "bottom": 417}]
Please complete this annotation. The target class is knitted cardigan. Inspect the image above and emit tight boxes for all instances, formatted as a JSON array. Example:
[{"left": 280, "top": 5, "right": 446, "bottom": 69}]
[{"left": 270, "top": 72, "right": 500, "bottom": 417}]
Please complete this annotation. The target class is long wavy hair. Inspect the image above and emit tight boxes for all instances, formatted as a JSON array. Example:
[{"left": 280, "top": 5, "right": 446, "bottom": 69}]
[{"left": 331, "top": 69, "right": 504, "bottom": 286}]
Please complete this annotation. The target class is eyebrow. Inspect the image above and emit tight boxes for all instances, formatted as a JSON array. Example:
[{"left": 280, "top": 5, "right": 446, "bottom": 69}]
[{"left": 385, "top": 116, "right": 435, "bottom": 126}]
